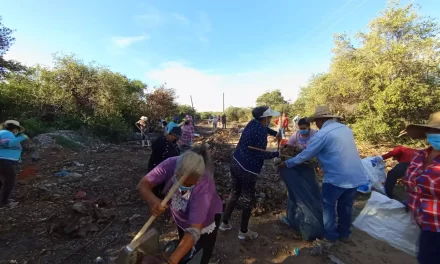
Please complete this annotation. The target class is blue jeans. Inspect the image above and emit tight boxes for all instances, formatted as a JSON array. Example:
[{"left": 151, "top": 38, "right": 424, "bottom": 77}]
[{"left": 322, "top": 183, "right": 357, "bottom": 242}]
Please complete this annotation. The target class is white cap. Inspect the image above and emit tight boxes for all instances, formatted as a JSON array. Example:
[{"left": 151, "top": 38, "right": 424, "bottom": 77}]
[{"left": 260, "top": 107, "right": 280, "bottom": 118}]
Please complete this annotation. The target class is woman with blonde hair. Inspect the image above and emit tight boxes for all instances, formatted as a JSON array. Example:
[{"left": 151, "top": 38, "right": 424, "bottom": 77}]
[{"left": 139, "top": 144, "right": 222, "bottom": 264}]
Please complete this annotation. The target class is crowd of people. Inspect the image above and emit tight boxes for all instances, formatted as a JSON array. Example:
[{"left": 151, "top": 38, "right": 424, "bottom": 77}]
[{"left": 1, "top": 107, "right": 439, "bottom": 264}]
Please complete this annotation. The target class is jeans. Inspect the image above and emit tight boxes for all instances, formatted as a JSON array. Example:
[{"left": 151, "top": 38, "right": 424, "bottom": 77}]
[
  {"left": 322, "top": 183, "right": 357, "bottom": 242},
  {"left": 222, "top": 159, "right": 257, "bottom": 233},
  {"left": 384, "top": 162, "right": 409, "bottom": 199},
  {"left": 418, "top": 230, "right": 440, "bottom": 264}
]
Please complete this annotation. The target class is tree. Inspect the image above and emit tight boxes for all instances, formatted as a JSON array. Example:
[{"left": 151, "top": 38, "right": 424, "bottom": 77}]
[
  {"left": 0, "top": 16, "right": 25, "bottom": 78},
  {"left": 293, "top": 0, "right": 440, "bottom": 142},
  {"left": 255, "top": 89, "right": 287, "bottom": 107},
  {"left": 144, "top": 86, "right": 178, "bottom": 128}
]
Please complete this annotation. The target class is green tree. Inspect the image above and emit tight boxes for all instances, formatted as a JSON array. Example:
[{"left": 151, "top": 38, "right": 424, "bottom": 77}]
[
  {"left": 0, "top": 16, "right": 26, "bottom": 78},
  {"left": 293, "top": 0, "right": 440, "bottom": 142},
  {"left": 255, "top": 89, "right": 287, "bottom": 107}
]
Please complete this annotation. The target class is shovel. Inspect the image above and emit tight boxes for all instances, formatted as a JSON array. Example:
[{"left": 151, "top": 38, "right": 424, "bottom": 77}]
[{"left": 116, "top": 173, "right": 190, "bottom": 264}]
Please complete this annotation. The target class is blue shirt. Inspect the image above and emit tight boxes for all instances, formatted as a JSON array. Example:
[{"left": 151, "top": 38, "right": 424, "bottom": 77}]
[
  {"left": 285, "top": 120, "right": 368, "bottom": 188},
  {"left": 233, "top": 119, "right": 279, "bottom": 174},
  {"left": 0, "top": 130, "right": 27, "bottom": 161}
]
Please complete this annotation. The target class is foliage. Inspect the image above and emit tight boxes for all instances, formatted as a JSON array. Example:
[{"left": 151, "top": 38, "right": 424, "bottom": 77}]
[
  {"left": 0, "top": 16, "right": 26, "bottom": 78},
  {"left": 225, "top": 107, "right": 252, "bottom": 122},
  {"left": 291, "top": 0, "right": 440, "bottom": 142},
  {"left": 0, "top": 53, "right": 180, "bottom": 141},
  {"left": 52, "top": 135, "right": 84, "bottom": 152}
]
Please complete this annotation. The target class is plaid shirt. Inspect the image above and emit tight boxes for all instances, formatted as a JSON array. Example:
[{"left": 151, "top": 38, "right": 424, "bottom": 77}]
[
  {"left": 180, "top": 124, "right": 194, "bottom": 145},
  {"left": 402, "top": 147, "right": 440, "bottom": 232}
]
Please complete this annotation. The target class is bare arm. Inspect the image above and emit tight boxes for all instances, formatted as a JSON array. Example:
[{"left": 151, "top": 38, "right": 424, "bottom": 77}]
[{"left": 169, "top": 224, "right": 203, "bottom": 264}]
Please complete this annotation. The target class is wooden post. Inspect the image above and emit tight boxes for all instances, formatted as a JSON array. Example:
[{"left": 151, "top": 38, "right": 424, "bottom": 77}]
[{"left": 190, "top": 95, "right": 195, "bottom": 124}]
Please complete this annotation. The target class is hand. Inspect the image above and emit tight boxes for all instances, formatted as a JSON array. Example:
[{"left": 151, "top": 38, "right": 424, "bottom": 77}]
[
  {"left": 149, "top": 197, "right": 168, "bottom": 217},
  {"left": 278, "top": 161, "right": 287, "bottom": 169},
  {"left": 22, "top": 134, "right": 29, "bottom": 140}
]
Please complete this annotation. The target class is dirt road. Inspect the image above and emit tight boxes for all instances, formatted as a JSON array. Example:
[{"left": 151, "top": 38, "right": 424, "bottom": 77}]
[{"left": 0, "top": 125, "right": 417, "bottom": 264}]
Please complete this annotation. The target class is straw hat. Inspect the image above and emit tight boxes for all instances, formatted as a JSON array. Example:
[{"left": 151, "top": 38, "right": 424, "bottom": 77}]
[
  {"left": 3, "top": 120, "right": 25, "bottom": 132},
  {"left": 306, "top": 106, "right": 341, "bottom": 122},
  {"left": 406, "top": 111, "right": 440, "bottom": 139}
]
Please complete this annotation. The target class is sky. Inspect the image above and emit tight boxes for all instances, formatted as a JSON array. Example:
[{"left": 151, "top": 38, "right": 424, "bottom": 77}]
[{"left": 2, "top": 0, "right": 439, "bottom": 111}]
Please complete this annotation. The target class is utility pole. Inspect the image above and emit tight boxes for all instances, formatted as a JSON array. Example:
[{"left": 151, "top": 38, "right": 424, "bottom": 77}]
[
  {"left": 190, "top": 95, "right": 196, "bottom": 124},
  {"left": 223, "top": 93, "right": 225, "bottom": 113}
]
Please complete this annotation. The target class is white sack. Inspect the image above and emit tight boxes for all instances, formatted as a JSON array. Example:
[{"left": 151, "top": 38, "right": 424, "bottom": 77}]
[
  {"left": 357, "top": 156, "right": 386, "bottom": 194},
  {"left": 353, "top": 191, "right": 420, "bottom": 256}
]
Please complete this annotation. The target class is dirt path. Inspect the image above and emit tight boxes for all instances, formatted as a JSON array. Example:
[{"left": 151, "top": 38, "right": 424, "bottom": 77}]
[{"left": 0, "top": 125, "right": 417, "bottom": 264}]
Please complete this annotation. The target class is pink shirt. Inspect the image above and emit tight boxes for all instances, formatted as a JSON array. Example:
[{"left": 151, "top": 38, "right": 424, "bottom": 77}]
[
  {"left": 287, "top": 129, "right": 317, "bottom": 150},
  {"left": 145, "top": 157, "right": 223, "bottom": 229}
]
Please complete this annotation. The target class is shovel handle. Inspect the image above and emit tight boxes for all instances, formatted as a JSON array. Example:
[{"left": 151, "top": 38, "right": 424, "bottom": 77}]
[
  {"left": 129, "top": 173, "right": 190, "bottom": 248},
  {"left": 248, "top": 146, "right": 273, "bottom": 153}
]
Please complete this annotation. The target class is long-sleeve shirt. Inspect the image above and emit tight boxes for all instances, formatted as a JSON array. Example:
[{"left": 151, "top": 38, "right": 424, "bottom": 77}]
[
  {"left": 0, "top": 130, "right": 27, "bottom": 161},
  {"left": 274, "top": 117, "right": 289, "bottom": 128},
  {"left": 382, "top": 146, "right": 417, "bottom": 163},
  {"left": 147, "top": 136, "right": 180, "bottom": 171},
  {"left": 402, "top": 148, "right": 440, "bottom": 232},
  {"left": 233, "top": 119, "right": 279, "bottom": 175},
  {"left": 180, "top": 124, "right": 195, "bottom": 145},
  {"left": 285, "top": 120, "right": 368, "bottom": 189}
]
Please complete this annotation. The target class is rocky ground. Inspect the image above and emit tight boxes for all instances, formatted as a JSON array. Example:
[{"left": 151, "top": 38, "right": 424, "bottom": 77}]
[{"left": 0, "top": 125, "right": 416, "bottom": 264}]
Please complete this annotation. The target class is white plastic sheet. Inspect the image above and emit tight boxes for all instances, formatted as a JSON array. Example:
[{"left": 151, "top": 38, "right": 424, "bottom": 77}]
[
  {"left": 353, "top": 191, "right": 420, "bottom": 256},
  {"left": 357, "top": 156, "right": 387, "bottom": 194}
]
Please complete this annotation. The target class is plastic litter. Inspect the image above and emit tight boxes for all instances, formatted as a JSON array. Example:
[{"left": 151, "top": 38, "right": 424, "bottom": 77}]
[
  {"left": 55, "top": 170, "right": 71, "bottom": 177},
  {"left": 279, "top": 165, "right": 324, "bottom": 240},
  {"left": 357, "top": 156, "right": 386, "bottom": 194},
  {"left": 353, "top": 191, "right": 420, "bottom": 256}
]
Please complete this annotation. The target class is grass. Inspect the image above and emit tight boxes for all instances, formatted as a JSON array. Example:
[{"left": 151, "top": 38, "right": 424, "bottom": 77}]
[{"left": 52, "top": 135, "right": 84, "bottom": 152}]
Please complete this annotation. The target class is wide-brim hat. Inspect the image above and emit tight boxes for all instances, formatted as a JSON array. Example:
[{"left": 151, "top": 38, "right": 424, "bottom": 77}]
[
  {"left": 306, "top": 106, "right": 341, "bottom": 122},
  {"left": 406, "top": 111, "right": 440, "bottom": 139},
  {"left": 3, "top": 120, "right": 25, "bottom": 132}
]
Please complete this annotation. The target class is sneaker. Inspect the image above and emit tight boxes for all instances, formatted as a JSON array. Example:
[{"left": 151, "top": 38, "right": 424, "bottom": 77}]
[
  {"left": 339, "top": 237, "right": 355, "bottom": 245},
  {"left": 238, "top": 229, "right": 258, "bottom": 240},
  {"left": 219, "top": 222, "right": 232, "bottom": 231}
]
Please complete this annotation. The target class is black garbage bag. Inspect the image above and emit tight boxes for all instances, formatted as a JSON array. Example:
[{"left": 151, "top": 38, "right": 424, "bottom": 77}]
[
  {"left": 164, "top": 240, "right": 203, "bottom": 264},
  {"left": 279, "top": 165, "right": 324, "bottom": 240}
]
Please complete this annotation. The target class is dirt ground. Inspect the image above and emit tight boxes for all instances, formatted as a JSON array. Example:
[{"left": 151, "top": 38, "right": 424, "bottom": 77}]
[{"left": 0, "top": 124, "right": 417, "bottom": 264}]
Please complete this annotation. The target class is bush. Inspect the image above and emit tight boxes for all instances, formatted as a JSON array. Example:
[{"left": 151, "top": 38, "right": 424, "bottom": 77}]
[
  {"left": 20, "top": 118, "right": 51, "bottom": 137},
  {"left": 87, "top": 116, "right": 131, "bottom": 142}
]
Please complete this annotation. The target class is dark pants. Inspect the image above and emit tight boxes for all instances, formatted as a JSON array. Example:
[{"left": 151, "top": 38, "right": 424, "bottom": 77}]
[
  {"left": 385, "top": 162, "right": 409, "bottom": 199},
  {"left": 418, "top": 230, "right": 440, "bottom": 264},
  {"left": 177, "top": 214, "right": 221, "bottom": 264},
  {"left": 322, "top": 183, "right": 357, "bottom": 242},
  {"left": 0, "top": 159, "right": 16, "bottom": 204},
  {"left": 222, "top": 159, "right": 257, "bottom": 233},
  {"left": 222, "top": 123, "right": 226, "bottom": 129}
]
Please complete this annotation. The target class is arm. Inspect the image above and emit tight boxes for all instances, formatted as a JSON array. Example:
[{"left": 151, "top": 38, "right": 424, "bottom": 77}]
[
  {"left": 285, "top": 135, "right": 325, "bottom": 167},
  {"left": 245, "top": 130, "right": 279, "bottom": 159},
  {"left": 169, "top": 224, "right": 203, "bottom": 264},
  {"left": 381, "top": 146, "right": 402, "bottom": 160},
  {"left": 267, "top": 127, "right": 278, "bottom": 137},
  {"left": 139, "top": 159, "right": 173, "bottom": 207},
  {"left": 0, "top": 135, "right": 27, "bottom": 148}
]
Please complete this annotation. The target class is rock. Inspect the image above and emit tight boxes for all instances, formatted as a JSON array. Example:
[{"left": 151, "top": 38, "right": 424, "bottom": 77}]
[
  {"left": 95, "top": 197, "right": 107, "bottom": 207},
  {"left": 94, "top": 257, "right": 105, "bottom": 264},
  {"left": 73, "top": 161, "right": 85, "bottom": 167},
  {"left": 70, "top": 172, "right": 83, "bottom": 178},
  {"left": 64, "top": 224, "right": 79, "bottom": 235},
  {"left": 75, "top": 191, "right": 88, "bottom": 200},
  {"left": 72, "top": 202, "right": 88, "bottom": 214}
]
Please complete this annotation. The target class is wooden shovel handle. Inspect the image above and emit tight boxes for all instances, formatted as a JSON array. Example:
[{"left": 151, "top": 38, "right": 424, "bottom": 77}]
[{"left": 129, "top": 173, "right": 190, "bottom": 249}]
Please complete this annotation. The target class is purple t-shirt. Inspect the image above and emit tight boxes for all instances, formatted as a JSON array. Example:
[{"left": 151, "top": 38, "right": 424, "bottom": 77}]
[
  {"left": 287, "top": 129, "right": 317, "bottom": 150},
  {"left": 145, "top": 157, "right": 223, "bottom": 230}
]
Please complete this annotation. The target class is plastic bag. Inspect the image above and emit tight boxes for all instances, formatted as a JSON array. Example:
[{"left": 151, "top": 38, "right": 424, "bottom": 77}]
[
  {"left": 279, "top": 165, "right": 324, "bottom": 240},
  {"left": 353, "top": 191, "right": 420, "bottom": 256},
  {"left": 357, "top": 156, "right": 386, "bottom": 194}
]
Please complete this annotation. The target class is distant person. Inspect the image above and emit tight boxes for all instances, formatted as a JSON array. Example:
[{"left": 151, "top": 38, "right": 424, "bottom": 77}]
[
  {"left": 166, "top": 117, "right": 180, "bottom": 133},
  {"left": 179, "top": 115, "right": 195, "bottom": 153},
  {"left": 381, "top": 145, "right": 417, "bottom": 199},
  {"left": 222, "top": 114, "right": 227, "bottom": 129},
  {"left": 0, "top": 120, "right": 29, "bottom": 208},
  {"left": 220, "top": 106, "right": 281, "bottom": 240},
  {"left": 135, "top": 116, "right": 150, "bottom": 147},
  {"left": 292, "top": 114, "right": 300, "bottom": 131},
  {"left": 404, "top": 112, "right": 440, "bottom": 263},
  {"left": 279, "top": 106, "right": 368, "bottom": 250},
  {"left": 286, "top": 118, "right": 317, "bottom": 150},
  {"left": 212, "top": 116, "right": 218, "bottom": 131}
]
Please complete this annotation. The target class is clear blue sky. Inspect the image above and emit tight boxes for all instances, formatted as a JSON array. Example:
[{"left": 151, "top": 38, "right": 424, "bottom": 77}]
[{"left": 2, "top": 0, "right": 439, "bottom": 111}]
